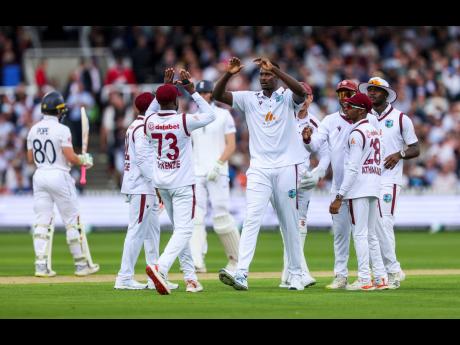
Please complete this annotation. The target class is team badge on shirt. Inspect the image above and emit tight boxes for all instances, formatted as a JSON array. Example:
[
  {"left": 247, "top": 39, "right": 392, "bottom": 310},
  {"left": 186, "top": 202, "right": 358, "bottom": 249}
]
[
  {"left": 383, "top": 194, "right": 392, "bottom": 203},
  {"left": 385, "top": 120, "right": 394, "bottom": 128},
  {"left": 275, "top": 94, "right": 284, "bottom": 102},
  {"left": 288, "top": 189, "right": 297, "bottom": 198}
]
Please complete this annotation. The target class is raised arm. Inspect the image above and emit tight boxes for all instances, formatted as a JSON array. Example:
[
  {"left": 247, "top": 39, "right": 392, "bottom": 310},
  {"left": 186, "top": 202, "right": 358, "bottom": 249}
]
[
  {"left": 253, "top": 57, "right": 306, "bottom": 103},
  {"left": 212, "top": 57, "right": 244, "bottom": 106},
  {"left": 146, "top": 67, "right": 175, "bottom": 114}
]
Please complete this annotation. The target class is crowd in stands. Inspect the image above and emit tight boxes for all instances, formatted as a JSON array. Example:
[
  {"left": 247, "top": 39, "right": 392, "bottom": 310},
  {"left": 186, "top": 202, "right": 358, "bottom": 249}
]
[{"left": 1, "top": 26, "right": 460, "bottom": 194}]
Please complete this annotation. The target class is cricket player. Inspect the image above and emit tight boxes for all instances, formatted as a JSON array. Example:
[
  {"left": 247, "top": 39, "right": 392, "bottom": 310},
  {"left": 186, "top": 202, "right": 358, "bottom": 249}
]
[
  {"left": 302, "top": 80, "right": 381, "bottom": 289},
  {"left": 359, "top": 77, "right": 420, "bottom": 289},
  {"left": 214, "top": 57, "right": 307, "bottom": 291},
  {"left": 321, "top": 93, "right": 387, "bottom": 291},
  {"left": 27, "top": 90, "right": 99, "bottom": 277},
  {"left": 190, "top": 79, "right": 240, "bottom": 274},
  {"left": 279, "top": 82, "right": 330, "bottom": 288},
  {"left": 114, "top": 92, "right": 178, "bottom": 290},
  {"left": 143, "top": 69, "right": 216, "bottom": 295}
]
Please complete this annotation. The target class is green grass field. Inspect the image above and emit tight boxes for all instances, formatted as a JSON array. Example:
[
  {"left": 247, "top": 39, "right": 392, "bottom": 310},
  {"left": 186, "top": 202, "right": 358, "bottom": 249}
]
[{"left": 1, "top": 231, "right": 460, "bottom": 318}]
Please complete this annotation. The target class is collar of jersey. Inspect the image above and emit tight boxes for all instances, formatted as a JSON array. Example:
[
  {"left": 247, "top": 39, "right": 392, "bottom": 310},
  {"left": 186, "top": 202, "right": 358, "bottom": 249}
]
[
  {"left": 372, "top": 103, "right": 393, "bottom": 121},
  {"left": 353, "top": 118, "right": 369, "bottom": 128},
  {"left": 157, "top": 110, "right": 177, "bottom": 117},
  {"left": 257, "top": 86, "right": 285, "bottom": 99},
  {"left": 43, "top": 115, "right": 59, "bottom": 121}
]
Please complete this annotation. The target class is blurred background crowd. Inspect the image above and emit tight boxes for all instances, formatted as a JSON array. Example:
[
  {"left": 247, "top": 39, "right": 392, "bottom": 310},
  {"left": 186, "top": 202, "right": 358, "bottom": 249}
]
[{"left": 1, "top": 26, "right": 460, "bottom": 194}]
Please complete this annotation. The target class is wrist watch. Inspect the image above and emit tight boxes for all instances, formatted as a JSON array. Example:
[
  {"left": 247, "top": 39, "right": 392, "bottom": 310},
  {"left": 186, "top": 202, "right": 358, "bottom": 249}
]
[
  {"left": 400, "top": 150, "right": 406, "bottom": 159},
  {"left": 335, "top": 194, "right": 343, "bottom": 201}
]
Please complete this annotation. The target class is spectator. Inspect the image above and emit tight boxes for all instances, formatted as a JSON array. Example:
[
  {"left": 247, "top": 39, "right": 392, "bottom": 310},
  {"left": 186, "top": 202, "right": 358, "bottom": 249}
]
[
  {"left": 104, "top": 55, "right": 136, "bottom": 85},
  {"left": 34, "top": 59, "right": 48, "bottom": 88}
]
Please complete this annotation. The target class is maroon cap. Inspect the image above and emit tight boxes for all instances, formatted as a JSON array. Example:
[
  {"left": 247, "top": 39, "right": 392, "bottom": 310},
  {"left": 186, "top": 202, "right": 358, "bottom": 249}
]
[
  {"left": 155, "top": 84, "right": 182, "bottom": 104},
  {"left": 343, "top": 93, "right": 372, "bottom": 113},
  {"left": 300, "top": 82, "right": 313, "bottom": 95},
  {"left": 336, "top": 79, "right": 358, "bottom": 92},
  {"left": 134, "top": 92, "right": 154, "bottom": 113}
]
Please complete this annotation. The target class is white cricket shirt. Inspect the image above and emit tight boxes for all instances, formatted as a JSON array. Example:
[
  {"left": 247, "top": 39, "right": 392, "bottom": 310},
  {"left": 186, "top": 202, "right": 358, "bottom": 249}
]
[{"left": 27, "top": 115, "right": 73, "bottom": 172}]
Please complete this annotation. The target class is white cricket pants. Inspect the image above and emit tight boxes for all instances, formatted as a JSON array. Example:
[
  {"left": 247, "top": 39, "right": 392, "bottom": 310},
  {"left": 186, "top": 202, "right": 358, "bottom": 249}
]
[
  {"left": 347, "top": 197, "right": 387, "bottom": 281},
  {"left": 157, "top": 185, "right": 197, "bottom": 281},
  {"left": 117, "top": 194, "right": 160, "bottom": 281},
  {"left": 375, "top": 183, "right": 402, "bottom": 274},
  {"left": 33, "top": 169, "right": 80, "bottom": 228},
  {"left": 238, "top": 165, "right": 303, "bottom": 277}
]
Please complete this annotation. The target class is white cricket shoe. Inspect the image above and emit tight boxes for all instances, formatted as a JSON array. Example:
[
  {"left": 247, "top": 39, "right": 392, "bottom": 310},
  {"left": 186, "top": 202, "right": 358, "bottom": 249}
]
[
  {"left": 346, "top": 279, "right": 376, "bottom": 291},
  {"left": 218, "top": 268, "right": 248, "bottom": 291},
  {"left": 35, "top": 264, "right": 56, "bottom": 277},
  {"left": 114, "top": 279, "right": 146, "bottom": 290},
  {"left": 388, "top": 271, "right": 405, "bottom": 289},
  {"left": 302, "top": 273, "right": 317, "bottom": 288},
  {"left": 147, "top": 278, "right": 179, "bottom": 290},
  {"left": 146, "top": 264, "right": 170, "bottom": 295},
  {"left": 74, "top": 263, "right": 100, "bottom": 276},
  {"left": 288, "top": 274, "right": 305, "bottom": 291},
  {"left": 325, "top": 275, "right": 348, "bottom": 289},
  {"left": 185, "top": 280, "right": 204, "bottom": 293}
]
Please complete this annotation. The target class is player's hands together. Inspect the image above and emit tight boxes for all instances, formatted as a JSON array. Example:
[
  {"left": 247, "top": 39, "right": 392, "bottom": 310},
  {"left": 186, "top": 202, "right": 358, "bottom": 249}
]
[
  {"left": 384, "top": 152, "right": 401, "bottom": 170},
  {"left": 329, "top": 199, "right": 342, "bottom": 214},
  {"left": 175, "top": 69, "right": 195, "bottom": 94},
  {"left": 164, "top": 67, "right": 175, "bottom": 84},
  {"left": 78, "top": 153, "right": 93, "bottom": 169},
  {"left": 206, "top": 160, "right": 224, "bottom": 182},
  {"left": 299, "top": 167, "right": 326, "bottom": 190},
  {"left": 302, "top": 126, "right": 313, "bottom": 143},
  {"left": 253, "top": 57, "right": 275, "bottom": 71},
  {"left": 227, "top": 57, "right": 244, "bottom": 75}
]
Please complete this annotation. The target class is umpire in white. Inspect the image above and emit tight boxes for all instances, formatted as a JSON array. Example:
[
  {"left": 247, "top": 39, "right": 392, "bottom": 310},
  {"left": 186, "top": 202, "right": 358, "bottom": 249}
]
[
  {"left": 190, "top": 80, "right": 240, "bottom": 273},
  {"left": 27, "top": 91, "right": 98, "bottom": 277}
]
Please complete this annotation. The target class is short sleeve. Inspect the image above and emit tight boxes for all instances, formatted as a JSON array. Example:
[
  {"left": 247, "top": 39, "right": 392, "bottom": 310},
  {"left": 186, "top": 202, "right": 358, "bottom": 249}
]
[
  {"left": 402, "top": 114, "right": 418, "bottom": 145},
  {"left": 232, "top": 91, "right": 249, "bottom": 113},
  {"left": 349, "top": 130, "right": 365, "bottom": 151},
  {"left": 26, "top": 130, "right": 33, "bottom": 150},
  {"left": 60, "top": 126, "right": 73, "bottom": 148},
  {"left": 224, "top": 111, "right": 236, "bottom": 134}
]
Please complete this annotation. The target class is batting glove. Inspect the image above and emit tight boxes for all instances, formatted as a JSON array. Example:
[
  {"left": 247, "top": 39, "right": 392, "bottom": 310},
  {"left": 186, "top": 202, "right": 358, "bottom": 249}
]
[
  {"left": 206, "top": 160, "right": 224, "bottom": 182},
  {"left": 299, "top": 167, "right": 325, "bottom": 190},
  {"left": 78, "top": 153, "right": 94, "bottom": 170}
]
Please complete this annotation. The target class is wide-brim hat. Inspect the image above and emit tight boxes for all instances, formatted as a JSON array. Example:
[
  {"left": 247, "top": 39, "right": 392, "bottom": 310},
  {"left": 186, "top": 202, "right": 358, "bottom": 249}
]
[{"left": 358, "top": 77, "right": 397, "bottom": 103}]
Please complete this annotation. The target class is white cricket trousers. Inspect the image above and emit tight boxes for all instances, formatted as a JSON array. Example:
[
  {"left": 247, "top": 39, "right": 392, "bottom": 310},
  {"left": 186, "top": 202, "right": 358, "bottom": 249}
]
[
  {"left": 238, "top": 165, "right": 303, "bottom": 277},
  {"left": 117, "top": 194, "right": 160, "bottom": 281},
  {"left": 157, "top": 185, "right": 197, "bottom": 281},
  {"left": 33, "top": 169, "right": 79, "bottom": 227},
  {"left": 375, "top": 183, "right": 402, "bottom": 274},
  {"left": 347, "top": 197, "right": 387, "bottom": 282}
]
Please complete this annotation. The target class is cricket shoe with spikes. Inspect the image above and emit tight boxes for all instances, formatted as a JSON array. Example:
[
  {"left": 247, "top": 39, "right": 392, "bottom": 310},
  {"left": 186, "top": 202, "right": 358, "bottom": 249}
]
[
  {"left": 35, "top": 264, "right": 56, "bottom": 277},
  {"left": 146, "top": 264, "right": 170, "bottom": 295},
  {"left": 147, "top": 278, "right": 179, "bottom": 290},
  {"left": 346, "top": 279, "right": 376, "bottom": 291},
  {"left": 114, "top": 279, "right": 147, "bottom": 290},
  {"left": 185, "top": 280, "right": 204, "bottom": 292},
  {"left": 74, "top": 263, "right": 100, "bottom": 276}
]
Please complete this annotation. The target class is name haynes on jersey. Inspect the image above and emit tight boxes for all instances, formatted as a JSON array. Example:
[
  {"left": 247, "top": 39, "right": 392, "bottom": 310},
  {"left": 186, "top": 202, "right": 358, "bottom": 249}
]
[
  {"left": 157, "top": 159, "right": 181, "bottom": 170},
  {"left": 148, "top": 123, "right": 180, "bottom": 131}
]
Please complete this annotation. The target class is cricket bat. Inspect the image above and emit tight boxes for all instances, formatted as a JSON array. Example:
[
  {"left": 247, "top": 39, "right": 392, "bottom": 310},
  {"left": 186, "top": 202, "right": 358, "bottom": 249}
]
[{"left": 80, "top": 107, "right": 89, "bottom": 185}]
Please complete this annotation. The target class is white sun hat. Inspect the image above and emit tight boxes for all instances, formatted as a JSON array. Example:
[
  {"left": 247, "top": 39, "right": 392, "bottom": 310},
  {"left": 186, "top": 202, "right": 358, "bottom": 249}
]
[{"left": 358, "top": 77, "right": 397, "bottom": 103}]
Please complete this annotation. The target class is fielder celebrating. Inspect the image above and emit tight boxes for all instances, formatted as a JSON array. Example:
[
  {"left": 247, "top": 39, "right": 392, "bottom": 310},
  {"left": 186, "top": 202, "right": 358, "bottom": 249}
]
[
  {"left": 359, "top": 77, "right": 420, "bottom": 289},
  {"left": 302, "top": 80, "right": 381, "bottom": 289},
  {"left": 143, "top": 69, "right": 216, "bottom": 295},
  {"left": 114, "top": 92, "right": 177, "bottom": 291},
  {"left": 27, "top": 91, "right": 98, "bottom": 277},
  {"left": 190, "top": 80, "right": 240, "bottom": 274},
  {"left": 322, "top": 93, "right": 387, "bottom": 291},
  {"left": 214, "top": 57, "right": 307, "bottom": 291}
]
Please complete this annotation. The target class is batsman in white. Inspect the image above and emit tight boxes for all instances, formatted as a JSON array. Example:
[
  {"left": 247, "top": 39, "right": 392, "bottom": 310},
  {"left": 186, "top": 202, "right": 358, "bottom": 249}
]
[
  {"left": 359, "top": 77, "right": 420, "bottom": 289},
  {"left": 27, "top": 91, "right": 98, "bottom": 277},
  {"left": 323, "top": 93, "right": 387, "bottom": 291},
  {"left": 114, "top": 91, "right": 178, "bottom": 290},
  {"left": 302, "top": 80, "right": 381, "bottom": 289},
  {"left": 214, "top": 57, "right": 307, "bottom": 291},
  {"left": 278, "top": 82, "right": 330, "bottom": 289},
  {"left": 189, "top": 79, "right": 240, "bottom": 274},
  {"left": 143, "top": 69, "right": 216, "bottom": 295}
]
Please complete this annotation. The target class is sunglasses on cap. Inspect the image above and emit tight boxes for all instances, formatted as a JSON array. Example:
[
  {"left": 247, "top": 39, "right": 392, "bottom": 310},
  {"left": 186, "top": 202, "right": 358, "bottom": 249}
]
[
  {"left": 337, "top": 90, "right": 356, "bottom": 99},
  {"left": 343, "top": 103, "right": 366, "bottom": 110}
]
